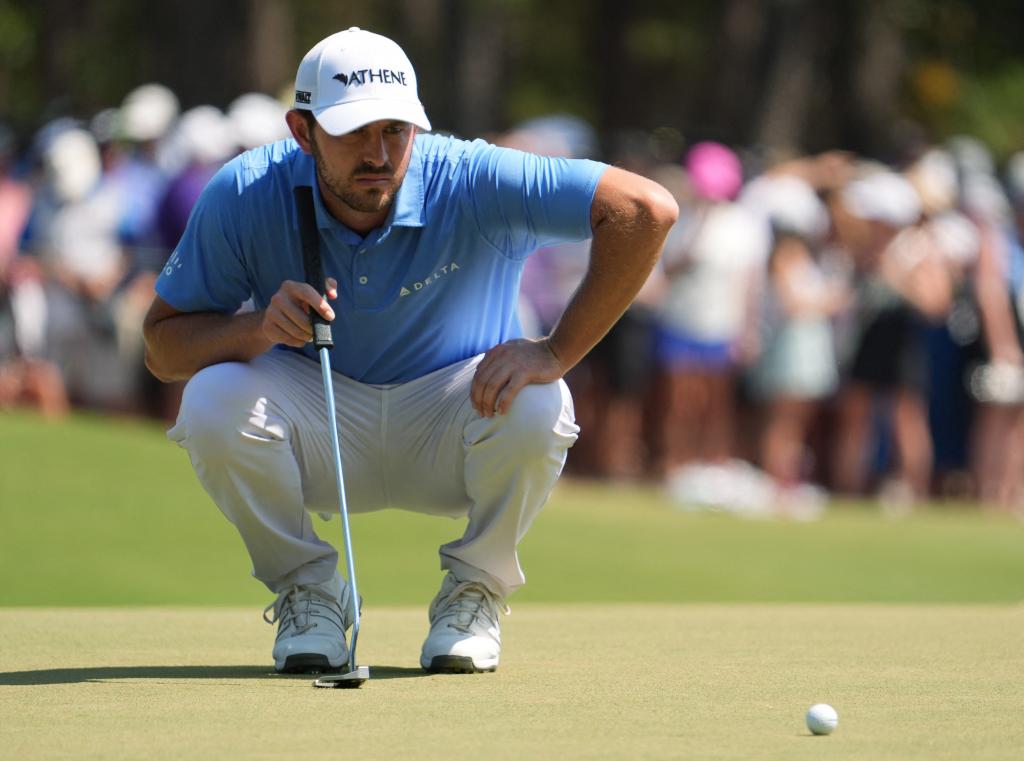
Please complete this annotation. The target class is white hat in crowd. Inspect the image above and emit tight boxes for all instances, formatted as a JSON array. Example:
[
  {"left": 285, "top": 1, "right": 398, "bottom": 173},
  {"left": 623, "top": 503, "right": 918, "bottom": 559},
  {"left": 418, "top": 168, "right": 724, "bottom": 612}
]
[
  {"left": 174, "top": 105, "right": 238, "bottom": 165},
  {"left": 841, "top": 171, "right": 922, "bottom": 228},
  {"left": 228, "top": 92, "right": 290, "bottom": 150},
  {"left": 44, "top": 128, "right": 101, "bottom": 203},
  {"left": 293, "top": 27, "right": 431, "bottom": 136},
  {"left": 905, "top": 148, "right": 958, "bottom": 215},
  {"left": 740, "top": 174, "right": 829, "bottom": 241},
  {"left": 120, "top": 83, "right": 180, "bottom": 142}
]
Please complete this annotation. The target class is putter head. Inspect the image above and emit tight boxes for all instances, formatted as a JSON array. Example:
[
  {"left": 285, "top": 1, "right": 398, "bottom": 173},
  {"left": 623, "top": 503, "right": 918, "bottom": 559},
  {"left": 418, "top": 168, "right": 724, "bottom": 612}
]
[{"left": 312, "top": 665, "right": 369, "bottom": 689}]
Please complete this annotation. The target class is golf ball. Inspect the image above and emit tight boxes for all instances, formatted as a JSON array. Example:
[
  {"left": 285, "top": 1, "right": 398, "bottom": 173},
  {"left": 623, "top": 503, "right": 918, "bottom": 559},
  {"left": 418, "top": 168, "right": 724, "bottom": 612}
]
[{"left": 806, "top": 703, "right": 838, "bottom": 735}]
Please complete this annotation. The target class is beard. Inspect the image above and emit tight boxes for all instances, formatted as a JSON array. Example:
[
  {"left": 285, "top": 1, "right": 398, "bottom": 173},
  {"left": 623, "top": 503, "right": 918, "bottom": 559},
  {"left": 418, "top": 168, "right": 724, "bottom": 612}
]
[{"left": 310, "top": 137, "right": 400, "bottom": 214}]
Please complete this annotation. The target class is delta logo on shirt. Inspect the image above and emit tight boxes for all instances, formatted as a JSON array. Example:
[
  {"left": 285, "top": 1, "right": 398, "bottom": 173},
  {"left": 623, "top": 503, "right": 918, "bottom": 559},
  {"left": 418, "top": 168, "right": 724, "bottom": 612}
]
[
  {"left": 333, "top": 69, "right": 408, "bottom": 87},
  {"left": 399, "top": 261, "right": 460, "bottom": 297}
]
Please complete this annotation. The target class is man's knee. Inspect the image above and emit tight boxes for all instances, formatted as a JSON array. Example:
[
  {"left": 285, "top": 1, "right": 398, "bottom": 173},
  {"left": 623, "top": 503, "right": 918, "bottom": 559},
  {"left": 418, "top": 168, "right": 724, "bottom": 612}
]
[
  {"left": 497, "top": 380, "right": 578, "bottom": 459},
  {"left": 172, "top": 362, "right": 283, "bottom": 463}
]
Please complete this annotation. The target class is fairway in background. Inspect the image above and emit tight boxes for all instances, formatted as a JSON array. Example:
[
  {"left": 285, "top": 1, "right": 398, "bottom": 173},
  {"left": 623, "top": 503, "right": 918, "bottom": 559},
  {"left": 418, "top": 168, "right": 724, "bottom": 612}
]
[{"left": 2, "top": 411, "right": 1022, "bottom": 606}]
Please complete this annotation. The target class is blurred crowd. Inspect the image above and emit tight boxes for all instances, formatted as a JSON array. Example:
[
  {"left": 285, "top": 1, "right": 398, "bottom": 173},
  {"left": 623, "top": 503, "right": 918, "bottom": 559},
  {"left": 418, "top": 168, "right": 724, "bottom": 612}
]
[
  {"left": 3, "top": 86, "right": 1024, "bottom": 515},
  {"left": 0, "top": 85, "right": 290, "bottom": 420},
  {"left": 505, "top": 118, "right": 1024, "bottom": 516}
]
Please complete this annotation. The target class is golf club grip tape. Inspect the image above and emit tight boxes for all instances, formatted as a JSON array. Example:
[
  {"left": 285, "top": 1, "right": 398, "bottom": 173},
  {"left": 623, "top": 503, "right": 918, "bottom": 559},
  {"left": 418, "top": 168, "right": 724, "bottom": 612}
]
[{"left": 293, "top": 185, "right": 334, "bottom": 349}]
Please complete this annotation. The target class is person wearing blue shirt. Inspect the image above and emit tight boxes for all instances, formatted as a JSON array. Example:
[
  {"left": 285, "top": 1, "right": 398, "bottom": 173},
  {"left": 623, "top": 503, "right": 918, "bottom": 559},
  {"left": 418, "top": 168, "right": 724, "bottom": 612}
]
[{"left": 143, "top": 27, "right": 677, "bottom": 675}]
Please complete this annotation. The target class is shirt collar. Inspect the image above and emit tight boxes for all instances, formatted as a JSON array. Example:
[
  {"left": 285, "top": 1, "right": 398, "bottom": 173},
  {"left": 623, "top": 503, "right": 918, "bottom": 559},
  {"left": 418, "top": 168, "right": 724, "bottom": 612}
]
[
  {"left": 289, "top": 139, "right": 426, "bottom": 235},
  {"left": 389, "top": 139, "right": 426, "bottom": 229}
]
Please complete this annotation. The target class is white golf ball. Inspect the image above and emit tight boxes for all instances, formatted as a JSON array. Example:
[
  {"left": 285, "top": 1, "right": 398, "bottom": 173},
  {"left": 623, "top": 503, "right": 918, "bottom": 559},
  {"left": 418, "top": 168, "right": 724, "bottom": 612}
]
[{"left": 806, "top": 703, "right": 839, "bottom": 735}]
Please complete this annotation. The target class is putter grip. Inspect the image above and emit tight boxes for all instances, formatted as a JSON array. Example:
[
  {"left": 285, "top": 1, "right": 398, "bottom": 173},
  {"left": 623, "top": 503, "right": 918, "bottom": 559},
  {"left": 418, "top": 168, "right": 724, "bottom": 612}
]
[{"left": 294, "top": 186, "right": 334, "bottom": 350}]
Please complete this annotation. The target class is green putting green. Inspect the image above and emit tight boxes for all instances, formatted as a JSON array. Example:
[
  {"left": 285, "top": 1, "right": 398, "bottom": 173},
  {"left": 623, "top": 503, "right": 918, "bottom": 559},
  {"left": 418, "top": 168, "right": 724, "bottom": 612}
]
[{"left": 2, "top": 605, "right": 1022, "bottom": 760}]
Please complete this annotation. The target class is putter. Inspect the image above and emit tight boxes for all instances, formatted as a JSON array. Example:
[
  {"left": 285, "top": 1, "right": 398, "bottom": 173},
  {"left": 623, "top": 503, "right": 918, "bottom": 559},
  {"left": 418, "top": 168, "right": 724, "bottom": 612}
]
[{"left": 294, "top": 186, "right": 369, "bottom": 689}]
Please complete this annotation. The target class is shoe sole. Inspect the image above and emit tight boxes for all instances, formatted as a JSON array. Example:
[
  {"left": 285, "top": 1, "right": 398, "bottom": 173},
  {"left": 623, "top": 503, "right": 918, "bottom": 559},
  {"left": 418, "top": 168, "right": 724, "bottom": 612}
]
[
  {"left": 277, "top": 654, "right": 341, "bottom": 674},
  {"left": 423, "top": 655, "right": 497, "bottom": 674}
]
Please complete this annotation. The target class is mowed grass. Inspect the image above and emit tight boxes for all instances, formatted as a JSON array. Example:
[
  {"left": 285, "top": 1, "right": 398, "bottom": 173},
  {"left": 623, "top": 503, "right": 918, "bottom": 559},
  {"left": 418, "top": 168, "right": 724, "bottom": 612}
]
[
  {"left": 1, "top": 410, "right": 1023, "bottom": 606},
  {"left": 2, "top": 411, "right": 1023, "bottom": 760},
  {"left": 2, "top": 605, "right": 1022, "bottom": 761}
]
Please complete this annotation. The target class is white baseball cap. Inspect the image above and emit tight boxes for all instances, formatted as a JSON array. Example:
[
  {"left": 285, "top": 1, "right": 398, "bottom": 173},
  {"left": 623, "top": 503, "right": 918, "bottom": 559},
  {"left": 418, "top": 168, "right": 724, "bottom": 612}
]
[
  {"left": 293, "top": 27, "right": 431, "bottom": 136},
  {"left": 740, "top": 174, "right": 830, "bottom": 241},
  {"left": 229, "top": 92, "right": 290, "bottom": 149},
  {"left": 841, "top": 171, "right": 922, "bottom": 228},
  {"left": 120, "top": 83, "right": 180, "bottom": 142}
]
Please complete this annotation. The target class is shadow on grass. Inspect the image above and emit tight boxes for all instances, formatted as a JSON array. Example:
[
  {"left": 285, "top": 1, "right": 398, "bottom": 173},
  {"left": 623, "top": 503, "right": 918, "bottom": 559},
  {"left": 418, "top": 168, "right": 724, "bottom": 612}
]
[{"left": 0, "top": 664, "right": 428, "bottom": 685}]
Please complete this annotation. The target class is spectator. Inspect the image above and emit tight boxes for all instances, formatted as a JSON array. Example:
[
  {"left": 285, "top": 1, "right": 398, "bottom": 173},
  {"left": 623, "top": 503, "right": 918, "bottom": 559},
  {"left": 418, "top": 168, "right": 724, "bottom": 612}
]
[
  {"left": 0, "top": 123, "right": 68, "bottom": 417},
  {"left": 156, "top": 105, "right": 238, "bottom": 253},
  {"left": 115, "top": 83, "right": 179, "bottom": 273},
  {"left": 650, "top": 142, "right": 770, "bottom": 477},
  {"left": 956, "top": 150, "right": 1024, "bottom": 508},
  {"left": 19, "top": 124, "right": 129, "bottom": 409},
  {"left": 744, "top": 174, "right": 846, "bottom": 494},
  {"left": 829, "top": 169, "right": 952, "bottom": 503},
  {"left": 227, "top": 92, "right": 290, "bottom": 153},
  {"left": 905, "top": 146, "right": 1021, "bottom": 503},
  {"left": 142, "top": 106, "right": 239, "bottom": 420}
]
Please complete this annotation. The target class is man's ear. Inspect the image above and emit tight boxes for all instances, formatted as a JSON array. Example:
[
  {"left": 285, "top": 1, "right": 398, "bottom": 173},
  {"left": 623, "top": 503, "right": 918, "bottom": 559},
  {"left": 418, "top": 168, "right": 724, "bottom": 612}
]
[{"left": 286, "top": 110, "right": 315, "bottom": 155}]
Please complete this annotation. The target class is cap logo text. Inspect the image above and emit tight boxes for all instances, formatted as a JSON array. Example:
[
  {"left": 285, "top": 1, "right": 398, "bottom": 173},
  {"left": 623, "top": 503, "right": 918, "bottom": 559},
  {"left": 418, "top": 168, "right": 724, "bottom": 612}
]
[
  {"left": 333, "top": 69, "right": 408, "bottom": 88},
  {"left": 295, "top": 90, "right": 311, "bottom": 104}
]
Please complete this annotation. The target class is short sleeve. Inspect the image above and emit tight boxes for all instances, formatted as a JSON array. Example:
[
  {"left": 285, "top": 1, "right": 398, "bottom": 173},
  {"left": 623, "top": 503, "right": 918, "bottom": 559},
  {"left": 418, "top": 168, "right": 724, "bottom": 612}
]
[
  {"left": 464, "top": 143, "right": 607, "bottom": 259},
  {"left": 154, "top": 163, "right": 251, "bottom": 313}
]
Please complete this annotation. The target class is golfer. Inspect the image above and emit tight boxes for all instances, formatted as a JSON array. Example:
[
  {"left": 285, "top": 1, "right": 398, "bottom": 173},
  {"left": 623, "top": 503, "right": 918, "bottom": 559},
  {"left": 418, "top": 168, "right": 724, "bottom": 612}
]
[{"left": 143, "top": 28, "right": 677, "bottom": 674}]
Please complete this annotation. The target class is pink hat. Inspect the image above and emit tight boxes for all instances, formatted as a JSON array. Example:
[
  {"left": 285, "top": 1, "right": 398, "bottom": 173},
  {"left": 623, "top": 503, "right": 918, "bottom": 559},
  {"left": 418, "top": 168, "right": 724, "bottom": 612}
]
[{"left": 685, "top": 141, "right": 742, "bottom": 201}]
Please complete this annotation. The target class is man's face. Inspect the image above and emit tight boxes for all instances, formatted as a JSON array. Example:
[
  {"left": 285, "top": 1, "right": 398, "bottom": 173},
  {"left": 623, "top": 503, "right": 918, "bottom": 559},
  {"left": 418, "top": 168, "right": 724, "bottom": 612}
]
[{"left": 307, "top": 119, "right": 416, "bottom": 216}]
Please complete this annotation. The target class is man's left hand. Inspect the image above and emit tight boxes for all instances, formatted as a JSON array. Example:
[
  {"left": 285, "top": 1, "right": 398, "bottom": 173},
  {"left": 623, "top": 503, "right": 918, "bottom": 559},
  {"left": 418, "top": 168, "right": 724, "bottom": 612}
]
[{"left": 470, "top": 338, "right": 566, "bottom": 417}]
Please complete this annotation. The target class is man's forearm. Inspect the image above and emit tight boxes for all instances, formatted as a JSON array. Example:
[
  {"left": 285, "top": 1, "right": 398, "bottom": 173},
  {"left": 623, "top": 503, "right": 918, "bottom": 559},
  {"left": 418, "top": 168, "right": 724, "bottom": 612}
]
[
  {"left": 546, "top": 183, "right": 677, "bottom": 371},
  {"left": 144, "top": 310, "right": 273, "bottom": 382}
]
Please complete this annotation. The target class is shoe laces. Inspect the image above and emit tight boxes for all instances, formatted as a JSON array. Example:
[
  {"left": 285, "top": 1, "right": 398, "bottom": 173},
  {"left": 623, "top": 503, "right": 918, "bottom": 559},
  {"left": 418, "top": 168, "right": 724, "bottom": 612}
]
[
  {"left": 430, "top": 579, "right": 510, "bottom": 635},
  {"left": 262, "top": 584, "right": 347, "bottom": 637}
]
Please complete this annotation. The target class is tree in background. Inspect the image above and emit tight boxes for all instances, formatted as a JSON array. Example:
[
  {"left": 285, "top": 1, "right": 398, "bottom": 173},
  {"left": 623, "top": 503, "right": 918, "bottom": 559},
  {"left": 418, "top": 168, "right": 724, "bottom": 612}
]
[{"left": 0, "top": 0, "right": 1022, "bottom": 160}]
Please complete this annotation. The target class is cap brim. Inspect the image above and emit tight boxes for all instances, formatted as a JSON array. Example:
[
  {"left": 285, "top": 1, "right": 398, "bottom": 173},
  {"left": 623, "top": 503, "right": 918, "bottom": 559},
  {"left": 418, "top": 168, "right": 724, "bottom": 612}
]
[{"left": 313, "top": 100, "right": 431, "bottom": 136}]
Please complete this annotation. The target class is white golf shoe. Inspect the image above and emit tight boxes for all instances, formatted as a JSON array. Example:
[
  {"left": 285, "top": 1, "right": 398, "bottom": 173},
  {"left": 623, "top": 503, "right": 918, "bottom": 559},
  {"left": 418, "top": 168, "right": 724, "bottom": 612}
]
[
  {"left": 420, "top": 573, "right": 510, "bottom": 673},
  {"left": 263, "top": 573, "right": 355, "bottom": 673}
]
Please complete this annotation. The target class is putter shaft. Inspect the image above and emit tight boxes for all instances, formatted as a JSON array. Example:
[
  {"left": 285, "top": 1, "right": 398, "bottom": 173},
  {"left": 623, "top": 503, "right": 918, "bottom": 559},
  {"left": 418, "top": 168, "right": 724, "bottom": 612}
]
[{"left": 319, "top": 346, "right": 362, "bottom": 676}]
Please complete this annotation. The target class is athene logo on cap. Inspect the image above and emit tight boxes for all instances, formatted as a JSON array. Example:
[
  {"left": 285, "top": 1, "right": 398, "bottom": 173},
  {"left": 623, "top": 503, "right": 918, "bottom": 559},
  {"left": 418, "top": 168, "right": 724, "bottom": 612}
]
[
  {"left": 294, "top": 29, "right": 431, "bottom": 135},
  {"left": 333, "top": 69, "right": 408, "bottom": 88}
]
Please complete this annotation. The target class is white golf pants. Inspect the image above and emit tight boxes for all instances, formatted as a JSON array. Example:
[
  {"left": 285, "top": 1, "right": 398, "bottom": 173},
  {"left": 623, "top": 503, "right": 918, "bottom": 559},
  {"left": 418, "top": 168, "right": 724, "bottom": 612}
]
[{"left": 168, "top": 349, "right": 578, "bottom": 597}]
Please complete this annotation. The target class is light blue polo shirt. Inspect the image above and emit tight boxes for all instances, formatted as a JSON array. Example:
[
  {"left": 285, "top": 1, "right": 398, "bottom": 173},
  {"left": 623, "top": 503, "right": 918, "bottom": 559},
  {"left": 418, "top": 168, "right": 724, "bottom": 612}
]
[{"left": 156, "top": 133, "right": 607, "bottom": 384}]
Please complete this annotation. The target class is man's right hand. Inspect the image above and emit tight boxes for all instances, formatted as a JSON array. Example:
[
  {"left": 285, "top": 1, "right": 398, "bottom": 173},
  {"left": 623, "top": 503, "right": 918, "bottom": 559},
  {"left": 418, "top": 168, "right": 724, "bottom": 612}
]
[
  {"left": 262, "top": 278, "right": 338, "bottom": 347},
  {"left": 143, "top": 277, "right": 339, "bottom": 383}
]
